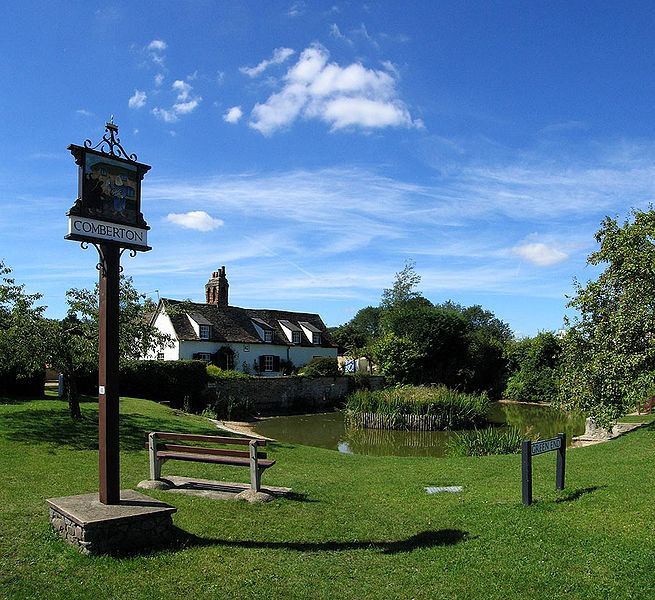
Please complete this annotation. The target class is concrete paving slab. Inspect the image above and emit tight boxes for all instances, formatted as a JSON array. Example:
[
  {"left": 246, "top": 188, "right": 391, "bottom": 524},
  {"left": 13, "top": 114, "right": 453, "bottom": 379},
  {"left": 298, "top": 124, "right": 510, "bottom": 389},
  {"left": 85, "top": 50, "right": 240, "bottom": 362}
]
[{"left": 137, "top": 475, "right": 291, "bottom": 501}]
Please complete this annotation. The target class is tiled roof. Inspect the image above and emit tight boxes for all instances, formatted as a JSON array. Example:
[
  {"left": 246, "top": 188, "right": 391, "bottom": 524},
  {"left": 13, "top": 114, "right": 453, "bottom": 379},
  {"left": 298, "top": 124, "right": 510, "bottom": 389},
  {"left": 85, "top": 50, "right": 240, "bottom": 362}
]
[{"left": 159, "top": 299, "right": 337, "bottom": 348}]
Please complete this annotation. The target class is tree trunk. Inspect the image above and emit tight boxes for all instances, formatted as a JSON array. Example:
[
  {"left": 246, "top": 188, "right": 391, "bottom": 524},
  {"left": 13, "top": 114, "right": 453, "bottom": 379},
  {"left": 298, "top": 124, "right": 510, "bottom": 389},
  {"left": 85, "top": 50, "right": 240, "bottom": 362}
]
[{"left": 66, "top": 375, "right": 82, "bottom": 420}]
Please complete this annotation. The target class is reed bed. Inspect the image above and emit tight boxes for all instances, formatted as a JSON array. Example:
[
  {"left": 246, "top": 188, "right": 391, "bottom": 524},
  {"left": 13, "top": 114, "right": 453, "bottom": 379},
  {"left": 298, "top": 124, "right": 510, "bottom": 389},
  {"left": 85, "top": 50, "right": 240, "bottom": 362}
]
[
  {"left": 345, "top": 385, "right": 489, "bottom": 431},
  {"left": 447, "top": 427, "right": 524, "bottom": 456}
]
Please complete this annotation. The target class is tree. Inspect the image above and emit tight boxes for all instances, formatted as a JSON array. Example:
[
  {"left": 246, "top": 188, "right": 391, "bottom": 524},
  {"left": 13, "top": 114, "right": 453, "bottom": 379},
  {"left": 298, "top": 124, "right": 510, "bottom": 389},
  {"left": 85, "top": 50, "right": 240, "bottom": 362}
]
[
  {"left": 47, "top": 276, "right": 172, "bottom": 418},
  {"left": 372, "top": 332, "right": 423, "bottom": 384},
  {"left": 438, "top": 302, "right": 514, "bottom": 398},
  {"left": 558, "top": 209, "right": 655, "bottom": 428},
  {"left": 0, "top": 261, "right": 47, "bottom": 395},
  {"left": 505, "top": 331, "right": 561, "bottom": 403},
  {"left": 380, "top": 260, "right": 422, "bottom": 308},
  {"left": 380, "top": 302, "right": 468, "bottom": 386}
]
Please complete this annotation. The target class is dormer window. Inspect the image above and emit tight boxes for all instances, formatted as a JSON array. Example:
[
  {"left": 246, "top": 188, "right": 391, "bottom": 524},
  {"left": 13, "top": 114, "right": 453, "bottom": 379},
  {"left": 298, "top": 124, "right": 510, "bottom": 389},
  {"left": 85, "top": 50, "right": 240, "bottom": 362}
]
[
  {"left": 199, "top": 324, "right": 211, "bottom": 340},
  {"left": 292, "top": 331, "right": 301, "bottom": 344},
  {"left": 264, "top": 330, "right": 273, "bottom": 343},
  {"left": 299, "top": 321, "right": 323, "bottom": 346}
]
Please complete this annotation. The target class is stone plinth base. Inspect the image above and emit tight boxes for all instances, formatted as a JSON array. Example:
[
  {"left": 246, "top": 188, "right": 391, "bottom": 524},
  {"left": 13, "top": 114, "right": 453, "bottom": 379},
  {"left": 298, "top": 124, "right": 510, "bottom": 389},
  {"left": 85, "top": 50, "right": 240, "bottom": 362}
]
[{"left": 47, "top": 489, "right": 177, "bottom": 555}]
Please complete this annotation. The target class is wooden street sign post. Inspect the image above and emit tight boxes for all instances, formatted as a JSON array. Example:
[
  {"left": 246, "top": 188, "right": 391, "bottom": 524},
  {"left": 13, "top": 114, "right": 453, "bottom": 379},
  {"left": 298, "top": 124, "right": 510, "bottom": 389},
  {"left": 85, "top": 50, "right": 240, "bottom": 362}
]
[{"left": 66, "top": 120, "right": 151, "bottom": 505}]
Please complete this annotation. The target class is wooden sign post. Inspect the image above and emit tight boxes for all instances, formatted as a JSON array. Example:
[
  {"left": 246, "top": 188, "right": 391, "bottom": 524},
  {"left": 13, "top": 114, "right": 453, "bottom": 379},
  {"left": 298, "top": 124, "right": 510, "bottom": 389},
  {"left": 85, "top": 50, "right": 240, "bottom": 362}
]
[
  {"left": 66, "top": 120, "right": 151, "bottom": 505},
  {"left": 521, "top": 433, "right": 566, "bottom": 506}
]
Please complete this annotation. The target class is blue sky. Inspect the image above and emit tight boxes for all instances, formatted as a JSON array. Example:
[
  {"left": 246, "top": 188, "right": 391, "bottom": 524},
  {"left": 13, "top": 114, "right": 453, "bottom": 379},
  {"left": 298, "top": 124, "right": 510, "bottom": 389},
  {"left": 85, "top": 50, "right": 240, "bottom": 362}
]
[{"left": 2, "top": 1, "right": 655, "bottom": 336}]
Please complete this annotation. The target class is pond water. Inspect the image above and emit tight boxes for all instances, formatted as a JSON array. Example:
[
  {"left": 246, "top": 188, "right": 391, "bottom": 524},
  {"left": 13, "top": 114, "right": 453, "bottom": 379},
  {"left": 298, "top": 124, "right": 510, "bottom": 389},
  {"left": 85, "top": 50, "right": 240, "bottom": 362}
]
[{"left": 250, "top": 403, "right": 586, "bottom": 458}]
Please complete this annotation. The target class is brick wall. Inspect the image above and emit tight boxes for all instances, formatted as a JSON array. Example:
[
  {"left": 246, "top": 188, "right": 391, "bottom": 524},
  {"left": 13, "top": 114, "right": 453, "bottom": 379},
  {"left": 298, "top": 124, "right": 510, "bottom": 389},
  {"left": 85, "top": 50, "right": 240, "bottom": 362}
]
[{"left": 209, "top": 375, "right": 385, "bottom": 415}]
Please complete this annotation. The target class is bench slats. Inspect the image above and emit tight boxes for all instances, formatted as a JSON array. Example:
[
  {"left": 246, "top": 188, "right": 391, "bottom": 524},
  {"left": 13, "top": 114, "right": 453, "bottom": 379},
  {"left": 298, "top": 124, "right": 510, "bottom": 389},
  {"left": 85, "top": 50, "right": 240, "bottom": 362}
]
[
  {"left": 153, "top": 432, "right": 262, "bottom": 446},
  {"left": 158, "top": 443, "right": 267, "bottom": 459},
  {"left": 156, "top": 451, "right": 275, "bottom": 469}
]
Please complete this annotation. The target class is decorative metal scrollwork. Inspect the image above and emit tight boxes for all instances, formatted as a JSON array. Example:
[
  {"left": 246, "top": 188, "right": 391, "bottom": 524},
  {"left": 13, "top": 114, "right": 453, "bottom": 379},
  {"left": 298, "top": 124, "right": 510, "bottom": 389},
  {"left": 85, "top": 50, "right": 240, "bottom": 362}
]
[{"left": 84, "top": 117, "right": 138, "bottom": 162}]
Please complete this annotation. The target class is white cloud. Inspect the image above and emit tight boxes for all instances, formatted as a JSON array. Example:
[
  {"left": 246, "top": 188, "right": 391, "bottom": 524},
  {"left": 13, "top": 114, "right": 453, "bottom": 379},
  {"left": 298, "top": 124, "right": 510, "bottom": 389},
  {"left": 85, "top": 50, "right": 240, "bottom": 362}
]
[
  {"left": 240, "top": 47, "right": 295, "bottom": 78},
  {"left": 154, "top": 73, "right": 164, "bottom": 87},
  {"left": 147, "top": 39, "right": 167, "bottom": 66},
  {"left": 321, "top": 97, "right": 414, "bottom": 130},
  {"left": 148, "top": 39, "right": 167, "bottom": 52},
  {"left": 166, "top": 211, "right": 224, "bottom": 232},
  {"left": 513, "top": 243, "right": 569, "bottom": 266},
  {"left": 75, "top": 109, "right": 93, "bottom": 117},
  {"left": 152, "top": 107, "right": 178, "bottom": 123},
  {"left": 248, "top": 44, "right": 419, "bottom": 135},
  {"left": 128, "top": 89, "right": 147, "bottom": 109},
  {"left": 152, "top": 80, "right": 201, "bottom": 121},
  {"left": 223, "top": 106, "right": 243, "bottom": 123},
  {"left": 172, "top": 79, "right": 192, "bottom": 101},
  {"left": 173, "top": 99, "right": 201, "bottom": 114}
]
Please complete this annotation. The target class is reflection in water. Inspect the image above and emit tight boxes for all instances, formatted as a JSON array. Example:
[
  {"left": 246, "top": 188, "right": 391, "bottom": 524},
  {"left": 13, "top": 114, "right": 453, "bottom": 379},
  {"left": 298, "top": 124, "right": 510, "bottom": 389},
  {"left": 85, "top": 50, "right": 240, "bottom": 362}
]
[{"left": 251, "top": 403, "right": 587, "bottom": 458}]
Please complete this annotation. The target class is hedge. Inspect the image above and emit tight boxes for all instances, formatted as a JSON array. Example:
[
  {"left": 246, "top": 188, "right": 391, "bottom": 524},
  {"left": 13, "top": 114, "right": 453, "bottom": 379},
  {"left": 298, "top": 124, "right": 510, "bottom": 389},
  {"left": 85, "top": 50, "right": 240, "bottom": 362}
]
[{"left": 119, "top": 360, "right": 208, "bottom": 408}]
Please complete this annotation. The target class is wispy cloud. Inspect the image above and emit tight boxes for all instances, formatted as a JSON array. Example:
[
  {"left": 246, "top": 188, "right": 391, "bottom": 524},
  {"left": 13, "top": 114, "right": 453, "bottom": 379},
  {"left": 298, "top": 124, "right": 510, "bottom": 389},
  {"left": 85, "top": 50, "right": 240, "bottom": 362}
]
[
  {"left": 166, "top": 211, "right": 224, "bottom": 232},
  {"left": 287, "top": 1, "right": 305, "bottom": 18},
  {"left": 240, "top": 47, "right": 295, "bottom": 78},
  {"left": 143, "top": 140, "right": 655, "bottom": 310},
  {"left": 249, "top": 43, "right": 420, "bottom": 134}
]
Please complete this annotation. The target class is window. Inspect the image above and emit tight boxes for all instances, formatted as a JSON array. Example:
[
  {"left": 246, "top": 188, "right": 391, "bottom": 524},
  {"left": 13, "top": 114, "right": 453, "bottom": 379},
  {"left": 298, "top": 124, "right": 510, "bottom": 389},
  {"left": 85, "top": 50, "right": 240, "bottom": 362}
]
[
  {"left": 199, "top": 324, "right": 211, "bottom": 340},
  {"left": 263, "top": 330, "right": 273, "bottom": 343},
  {"left": 259, "top": 354, "right": 280, "bottom": 372},
  {"left": 312, "top": 333, "right": 322, "bottom": 345},
  {"left": 156, "top": 352, "right": 164, "bottom": 360},
  {"left": 193, "top": 352, "right": 212, "bottom": 363},
  {"left": 292, "top": 331, "right": 301, "bottom": 344}
]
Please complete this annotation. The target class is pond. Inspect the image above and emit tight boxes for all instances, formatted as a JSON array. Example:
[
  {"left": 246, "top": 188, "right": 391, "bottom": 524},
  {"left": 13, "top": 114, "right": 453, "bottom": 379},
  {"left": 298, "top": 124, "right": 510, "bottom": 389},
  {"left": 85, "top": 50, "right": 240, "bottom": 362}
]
[{"left": 250, "top": 402, "right": 586, "bottom": 458}]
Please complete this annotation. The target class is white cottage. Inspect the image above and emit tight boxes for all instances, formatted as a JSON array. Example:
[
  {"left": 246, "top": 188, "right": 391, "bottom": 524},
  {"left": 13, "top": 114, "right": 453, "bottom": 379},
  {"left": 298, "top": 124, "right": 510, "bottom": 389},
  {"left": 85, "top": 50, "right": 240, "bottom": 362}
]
[{"left": 150, "top": 267, "right": 338, "bottom": 375}]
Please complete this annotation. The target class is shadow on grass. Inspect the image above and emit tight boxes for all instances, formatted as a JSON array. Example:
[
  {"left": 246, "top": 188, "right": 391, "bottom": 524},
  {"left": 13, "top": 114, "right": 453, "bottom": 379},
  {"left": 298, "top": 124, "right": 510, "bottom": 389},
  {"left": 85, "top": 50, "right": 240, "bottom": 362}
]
[
  {"left": 186, "top": 528, "right": 469, "bottom": 555},
  {"left": 555, "top": 486, "right": 605, "bottom": 503},
  {"left": 108, "top": 527, "right": 470, "bottom": 558},
  {"left": 0, "top": 406, "right": 205, "bottom": 451}
]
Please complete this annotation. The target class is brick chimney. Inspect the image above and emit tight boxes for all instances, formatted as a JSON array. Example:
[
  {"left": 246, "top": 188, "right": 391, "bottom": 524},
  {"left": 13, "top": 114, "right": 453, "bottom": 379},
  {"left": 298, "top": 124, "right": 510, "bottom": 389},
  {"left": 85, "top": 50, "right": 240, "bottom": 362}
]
[{"left": 205, "top": 266, "right": 229, "bottom": 306}]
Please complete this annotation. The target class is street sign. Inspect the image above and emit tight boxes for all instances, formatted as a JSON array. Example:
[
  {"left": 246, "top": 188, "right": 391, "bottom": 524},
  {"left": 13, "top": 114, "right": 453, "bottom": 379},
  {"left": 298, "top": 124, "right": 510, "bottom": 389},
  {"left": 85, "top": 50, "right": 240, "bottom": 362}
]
[
  {"left": 66, "top": 120, "right": 151, "bottom": 505},
  {"left": 522, "top": 433, "right": 566, "bottom": 506}
]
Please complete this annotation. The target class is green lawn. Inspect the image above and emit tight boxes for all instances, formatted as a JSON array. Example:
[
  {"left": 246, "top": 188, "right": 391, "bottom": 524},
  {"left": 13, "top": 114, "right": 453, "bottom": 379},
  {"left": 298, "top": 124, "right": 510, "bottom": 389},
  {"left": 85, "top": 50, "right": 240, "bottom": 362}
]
[{"left": 1, "top": 394, "right": 653, "bottom": 600}]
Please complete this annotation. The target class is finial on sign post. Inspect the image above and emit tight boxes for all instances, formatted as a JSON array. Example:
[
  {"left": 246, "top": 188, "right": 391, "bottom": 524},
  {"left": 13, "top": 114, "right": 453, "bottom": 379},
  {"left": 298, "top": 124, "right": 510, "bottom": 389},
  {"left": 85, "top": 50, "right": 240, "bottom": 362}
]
[{"left": 84, "top": 118, "right": 136, "bottom": 161}]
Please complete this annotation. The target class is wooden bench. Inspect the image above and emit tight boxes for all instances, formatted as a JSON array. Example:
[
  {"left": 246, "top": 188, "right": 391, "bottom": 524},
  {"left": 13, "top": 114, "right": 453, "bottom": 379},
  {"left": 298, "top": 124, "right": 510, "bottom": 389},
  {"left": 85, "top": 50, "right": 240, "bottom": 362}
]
[
  {"left": 639, "top": 396, "right": 655, "bottom": 414},
  {"left": 147, "top": 432, "right": 275, "bottom": 492}
]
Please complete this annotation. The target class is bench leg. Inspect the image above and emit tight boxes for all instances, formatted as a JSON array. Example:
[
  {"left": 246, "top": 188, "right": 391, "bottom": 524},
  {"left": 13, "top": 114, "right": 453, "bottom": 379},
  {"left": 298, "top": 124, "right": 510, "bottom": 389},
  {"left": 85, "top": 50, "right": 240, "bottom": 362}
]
[
  {"left": 148, "top": 433, "right": 161, "bottom": 480},
  {"left": 249, "top": 441, "right": 261, "bottom": 492}
]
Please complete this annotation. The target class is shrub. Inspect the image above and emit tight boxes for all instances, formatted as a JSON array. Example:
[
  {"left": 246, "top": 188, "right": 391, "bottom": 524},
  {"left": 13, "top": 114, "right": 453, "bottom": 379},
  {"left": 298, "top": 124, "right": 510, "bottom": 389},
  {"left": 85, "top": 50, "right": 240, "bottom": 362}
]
[
  {"left": 0, "top": 369, "right": 45, "bottom": 397},
  {"left": 346, "top": 385, "right": 489, "bottom": 430},
  {"left": 299, "top": 357, "right": 341, "bottom": 378},
  {"left": 120, "top": 360, "right": 208, "bottom": 408},
  {"left": 447, "top": 427, "right": 524, "bottom": 456},
  {"left": 206, "top": 364, "right": 251, "bottom": 380}
]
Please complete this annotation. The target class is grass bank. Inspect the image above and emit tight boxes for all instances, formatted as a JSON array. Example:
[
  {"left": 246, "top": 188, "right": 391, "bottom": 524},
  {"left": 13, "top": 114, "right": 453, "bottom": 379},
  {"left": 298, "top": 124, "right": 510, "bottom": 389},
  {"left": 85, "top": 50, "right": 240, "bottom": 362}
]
[{"left": 0, "top": 394, "right": 654, "bottom": 599}]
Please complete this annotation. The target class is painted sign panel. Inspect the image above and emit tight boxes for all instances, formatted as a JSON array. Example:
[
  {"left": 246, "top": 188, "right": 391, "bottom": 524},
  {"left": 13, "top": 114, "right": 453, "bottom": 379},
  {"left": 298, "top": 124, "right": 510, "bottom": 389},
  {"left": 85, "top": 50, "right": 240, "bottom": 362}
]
[
  {"left": 66, "top": 131, "right": 151, "bottom": 251},
  {"left": 531, "top": 437, "right": 562, "bottom": 456},
  {"left": 82, "top": 154, "right": 140, "bottom": 226}
]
